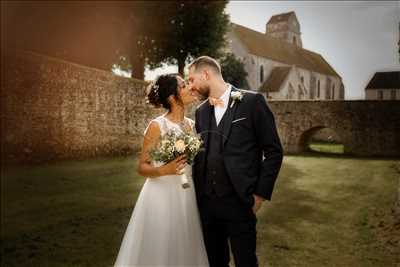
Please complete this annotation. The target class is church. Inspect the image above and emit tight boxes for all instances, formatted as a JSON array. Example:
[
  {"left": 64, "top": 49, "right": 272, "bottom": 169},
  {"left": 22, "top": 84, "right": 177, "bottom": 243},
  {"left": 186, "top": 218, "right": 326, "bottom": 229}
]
[{"left": 225, "top": 11, "right": 345, "bottom": 100}]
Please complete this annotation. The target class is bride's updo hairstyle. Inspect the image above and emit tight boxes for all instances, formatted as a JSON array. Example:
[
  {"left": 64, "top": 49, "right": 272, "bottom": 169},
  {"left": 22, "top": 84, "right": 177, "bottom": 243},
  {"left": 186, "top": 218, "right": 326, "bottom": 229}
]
[{"left": 146, "top": 74, "right": 182, "bottom": 111}]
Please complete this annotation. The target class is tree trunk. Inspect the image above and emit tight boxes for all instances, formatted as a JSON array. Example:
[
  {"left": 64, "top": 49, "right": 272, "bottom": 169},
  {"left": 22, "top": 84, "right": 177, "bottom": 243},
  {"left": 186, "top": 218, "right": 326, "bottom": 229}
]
[
  {"left": 178, "top": 59, "right": 185, "bottom": 76},
  {"left": 130, "top": 53, "right": 145, "bottom": 80}
]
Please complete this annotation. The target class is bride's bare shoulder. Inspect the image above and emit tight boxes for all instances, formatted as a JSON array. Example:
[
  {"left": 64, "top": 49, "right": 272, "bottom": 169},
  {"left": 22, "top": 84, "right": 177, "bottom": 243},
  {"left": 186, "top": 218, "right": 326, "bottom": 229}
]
[{"left": 143, "top": 119, "right": 161, "bottom": 137}]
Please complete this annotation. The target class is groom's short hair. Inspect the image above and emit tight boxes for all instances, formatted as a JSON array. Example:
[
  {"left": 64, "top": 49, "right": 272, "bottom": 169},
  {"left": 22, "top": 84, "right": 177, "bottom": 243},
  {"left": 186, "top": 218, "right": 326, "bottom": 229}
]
[{"left": 188, "top": 56, "right": 221, "bottom": 74}]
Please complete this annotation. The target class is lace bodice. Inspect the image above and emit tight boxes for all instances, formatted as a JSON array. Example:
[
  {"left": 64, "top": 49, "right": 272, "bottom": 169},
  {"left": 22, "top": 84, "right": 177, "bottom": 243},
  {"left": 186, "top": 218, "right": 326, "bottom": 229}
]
[{"left": 144, "top": 113, "right": 195, "bottom": 136}]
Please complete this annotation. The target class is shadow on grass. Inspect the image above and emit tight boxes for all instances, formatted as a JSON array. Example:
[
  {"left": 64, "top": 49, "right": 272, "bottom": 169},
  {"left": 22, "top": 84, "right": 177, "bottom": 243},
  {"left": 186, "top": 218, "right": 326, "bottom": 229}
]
[
  {"left": 1, "top": 155, "right": 144, "bottom": 267},
  {"left": 287, "top": 151, "right": 400, "bottom": 161},
  {"left": 255, "top": 156, "right": 399, "bottom": 267},
  {"left": 257, "top": 161, "right": 334, "bottom": 242},
  {"left": 254, "top": 161, "right": 340, "bottom": 267}
]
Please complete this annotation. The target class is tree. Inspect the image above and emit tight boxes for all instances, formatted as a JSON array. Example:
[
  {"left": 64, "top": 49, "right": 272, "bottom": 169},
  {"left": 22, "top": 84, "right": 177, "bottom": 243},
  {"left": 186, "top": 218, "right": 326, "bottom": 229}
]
[
  {"left": 134, "top": 1, "right": 230, "bottom": 76},
  {"left": 170, "top": 1, "right": 230, "bottom": 75},
  {"left": 220, "top": 53, "right": 249, "bottom": 89}
]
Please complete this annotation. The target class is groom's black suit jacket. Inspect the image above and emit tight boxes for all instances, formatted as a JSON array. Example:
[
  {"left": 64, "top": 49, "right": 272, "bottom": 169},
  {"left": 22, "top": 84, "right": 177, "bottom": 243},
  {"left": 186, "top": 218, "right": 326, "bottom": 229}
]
[{"left": 193, "top": 86, "right": 283, "bottom": 207}]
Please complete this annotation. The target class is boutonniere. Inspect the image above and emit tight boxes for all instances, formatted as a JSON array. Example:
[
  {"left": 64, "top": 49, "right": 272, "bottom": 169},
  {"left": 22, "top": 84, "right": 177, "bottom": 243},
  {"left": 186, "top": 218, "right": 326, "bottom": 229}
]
[{"left": 230, "top": 91, "right": 244, "bottom": 108}]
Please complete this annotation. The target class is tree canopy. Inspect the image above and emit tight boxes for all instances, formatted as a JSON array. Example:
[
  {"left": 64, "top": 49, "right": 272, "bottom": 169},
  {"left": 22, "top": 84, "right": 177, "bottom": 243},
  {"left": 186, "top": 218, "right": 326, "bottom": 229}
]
[
  {"left": 220, "top": 53, "right": 249, "bottom": 89},
  {"left": 129, "top": 1, "right": 230, "bottom": 77}
]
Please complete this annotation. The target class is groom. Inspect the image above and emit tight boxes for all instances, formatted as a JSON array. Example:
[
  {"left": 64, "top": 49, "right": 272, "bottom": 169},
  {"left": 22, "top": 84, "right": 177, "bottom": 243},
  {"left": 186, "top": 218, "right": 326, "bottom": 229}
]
[{"left": 188, "top": 56, "right": 283, "bottom": 267}]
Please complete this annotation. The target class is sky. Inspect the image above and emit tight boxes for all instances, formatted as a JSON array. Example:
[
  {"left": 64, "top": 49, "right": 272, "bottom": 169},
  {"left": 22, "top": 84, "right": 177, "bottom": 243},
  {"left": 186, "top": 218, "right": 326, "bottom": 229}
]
[{"left": 144, "top": 1, "right": 400, "bottom": 100}]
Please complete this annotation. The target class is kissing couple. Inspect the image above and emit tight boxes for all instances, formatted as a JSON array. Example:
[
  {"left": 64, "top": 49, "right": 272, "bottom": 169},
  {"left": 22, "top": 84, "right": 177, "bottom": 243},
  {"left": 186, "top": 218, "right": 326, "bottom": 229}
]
[{"left": 114, "top": 56, "right": 283, "bottom": 267}]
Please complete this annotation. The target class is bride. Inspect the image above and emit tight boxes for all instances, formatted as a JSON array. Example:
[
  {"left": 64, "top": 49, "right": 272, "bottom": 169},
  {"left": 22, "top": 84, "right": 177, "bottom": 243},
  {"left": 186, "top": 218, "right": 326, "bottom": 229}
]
[{"left": 114, "top": 74, "right": 209, "bottom": 267}]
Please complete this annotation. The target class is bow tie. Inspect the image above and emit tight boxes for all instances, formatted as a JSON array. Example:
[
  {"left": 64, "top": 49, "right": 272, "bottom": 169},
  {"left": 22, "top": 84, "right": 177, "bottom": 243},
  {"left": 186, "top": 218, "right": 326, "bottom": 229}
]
[{"left": 208, "top": 97, "right": 224, "bottom": 107}]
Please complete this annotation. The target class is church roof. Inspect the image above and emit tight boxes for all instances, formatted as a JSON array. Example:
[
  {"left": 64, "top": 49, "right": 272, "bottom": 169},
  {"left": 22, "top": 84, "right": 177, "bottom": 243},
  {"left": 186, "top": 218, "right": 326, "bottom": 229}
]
[
  {"left": 267, "top": 11, "right": 295, "bottom": 24},
  {"left": 231, "top": 23, "right": 341, "bottom": 78},
  {"left": 365, "top": 71, "right": 400, "bottom": 90},
  {"left": 259, "top": 66, "right": 292, "bottom": 92}
]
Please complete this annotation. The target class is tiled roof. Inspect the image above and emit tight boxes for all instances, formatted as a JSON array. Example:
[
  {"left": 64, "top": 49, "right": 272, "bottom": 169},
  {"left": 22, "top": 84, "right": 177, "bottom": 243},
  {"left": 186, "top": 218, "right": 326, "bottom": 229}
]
[
  {"left": 365, "top": 71, "right": 400, "bottom": 90},
  {"left": 259, "top": 66, "right": 291, "bottom": 92},
  {"left": 231, "top": 23, "right": 340, "bottom": 77}
]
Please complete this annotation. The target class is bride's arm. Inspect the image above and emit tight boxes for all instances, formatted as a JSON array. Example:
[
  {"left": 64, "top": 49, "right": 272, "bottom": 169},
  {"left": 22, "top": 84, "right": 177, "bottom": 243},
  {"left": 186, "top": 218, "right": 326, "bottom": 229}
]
[{"left": 137, "top": 121, "right": 186, "bottom": 177}]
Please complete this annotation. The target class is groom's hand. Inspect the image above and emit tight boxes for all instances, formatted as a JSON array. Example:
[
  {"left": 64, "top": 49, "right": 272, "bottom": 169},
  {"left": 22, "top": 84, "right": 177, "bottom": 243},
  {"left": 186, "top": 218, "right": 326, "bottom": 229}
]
[{"left": 252, "top": 194, "right": 266, "bottom": 214}]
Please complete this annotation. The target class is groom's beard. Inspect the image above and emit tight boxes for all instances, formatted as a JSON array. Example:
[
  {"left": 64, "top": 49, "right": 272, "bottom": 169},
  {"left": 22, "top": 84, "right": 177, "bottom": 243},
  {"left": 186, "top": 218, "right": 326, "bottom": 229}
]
[{"left": 196, "top": 85, "right": 210, "bottom": 101}]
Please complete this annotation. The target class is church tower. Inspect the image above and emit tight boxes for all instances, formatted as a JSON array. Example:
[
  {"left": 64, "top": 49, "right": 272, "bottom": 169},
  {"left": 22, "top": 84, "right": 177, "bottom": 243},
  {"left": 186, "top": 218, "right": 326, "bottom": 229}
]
[{"left": 266, "top": 11, "right": 303, "bottom": 48}]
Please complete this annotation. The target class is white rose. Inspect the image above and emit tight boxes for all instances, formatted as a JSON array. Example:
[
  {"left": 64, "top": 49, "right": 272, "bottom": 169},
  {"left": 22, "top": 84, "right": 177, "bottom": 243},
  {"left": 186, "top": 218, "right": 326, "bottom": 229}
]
[
  {"left": 231, "top": 91, "right": 243, "bottom": 100},
  {"left": 175, "top": 139, "right": 186, "bottom": 153},
  {"left": 230, "top": 91, "right": 244, "bottom": 108}
]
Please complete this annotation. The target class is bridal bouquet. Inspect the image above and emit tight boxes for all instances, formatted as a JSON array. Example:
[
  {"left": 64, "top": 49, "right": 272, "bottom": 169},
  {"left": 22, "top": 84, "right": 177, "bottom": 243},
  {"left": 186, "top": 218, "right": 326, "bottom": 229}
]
[{"left": 149, "top": 130, "right": 203, "bottom": 189}]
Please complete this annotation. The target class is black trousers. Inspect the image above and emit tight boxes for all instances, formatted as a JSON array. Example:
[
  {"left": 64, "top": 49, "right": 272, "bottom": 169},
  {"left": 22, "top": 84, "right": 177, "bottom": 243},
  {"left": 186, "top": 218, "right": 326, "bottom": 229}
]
[{"left": 198, "top": 192, "right": 258, "bottom": 267}]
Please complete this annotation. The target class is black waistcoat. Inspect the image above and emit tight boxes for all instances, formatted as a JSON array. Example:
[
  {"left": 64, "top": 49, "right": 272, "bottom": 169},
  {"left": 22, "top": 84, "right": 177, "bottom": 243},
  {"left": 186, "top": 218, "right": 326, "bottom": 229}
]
[{"left": 204, "top": 107, "right": 235, "bottom": 197}]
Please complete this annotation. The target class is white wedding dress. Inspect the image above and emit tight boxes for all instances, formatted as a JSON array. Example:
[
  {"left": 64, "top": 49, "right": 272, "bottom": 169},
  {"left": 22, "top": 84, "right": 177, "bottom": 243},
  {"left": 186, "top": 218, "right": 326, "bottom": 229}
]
[{"left": 114, "top": 114, "right": 209, "bottom": 267}]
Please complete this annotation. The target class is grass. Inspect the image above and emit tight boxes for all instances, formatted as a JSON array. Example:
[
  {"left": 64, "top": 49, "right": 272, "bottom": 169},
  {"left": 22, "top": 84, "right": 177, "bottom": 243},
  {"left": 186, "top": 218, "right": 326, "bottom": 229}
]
[
  {"left": 308, "top": 141, "right": 345, "bottom": 154},
  {"left": 255, "top": 155, "right": 399, "bottom": 267},
  {"left": 1, "top": 154, "right": 399, "bottom": 267},
  {"left": 1, "top": 156, "right": 146, "bottom": 267}
]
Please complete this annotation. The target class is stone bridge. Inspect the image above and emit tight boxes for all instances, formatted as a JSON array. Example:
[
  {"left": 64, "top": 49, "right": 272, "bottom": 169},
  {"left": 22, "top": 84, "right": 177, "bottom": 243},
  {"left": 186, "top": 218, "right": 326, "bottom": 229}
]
[{"left": 268, "top": 100, "right": 400, "bottom": 157}]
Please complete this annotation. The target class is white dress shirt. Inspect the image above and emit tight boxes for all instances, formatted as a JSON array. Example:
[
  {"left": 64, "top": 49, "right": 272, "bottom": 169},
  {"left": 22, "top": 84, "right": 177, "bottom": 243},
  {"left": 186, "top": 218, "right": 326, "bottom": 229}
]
[{"left": 214, "top": 84, "right": 232, "bottom": 126}]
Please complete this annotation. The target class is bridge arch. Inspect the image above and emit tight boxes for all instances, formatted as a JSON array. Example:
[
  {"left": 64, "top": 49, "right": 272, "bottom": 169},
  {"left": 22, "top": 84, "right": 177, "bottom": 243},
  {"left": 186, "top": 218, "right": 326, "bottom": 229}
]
[{"left": 298, "top": 126, "right": 346, "bottom": 154}]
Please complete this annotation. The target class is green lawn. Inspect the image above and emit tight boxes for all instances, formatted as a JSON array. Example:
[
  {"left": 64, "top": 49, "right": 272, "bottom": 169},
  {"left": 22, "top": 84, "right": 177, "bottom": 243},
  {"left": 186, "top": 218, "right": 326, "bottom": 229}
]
[
  {"left": 1, "top": 155, "right": 399, "bottom": 267},
  {"left": 308, "top": 141, "right": 345, "bottom": 154}
]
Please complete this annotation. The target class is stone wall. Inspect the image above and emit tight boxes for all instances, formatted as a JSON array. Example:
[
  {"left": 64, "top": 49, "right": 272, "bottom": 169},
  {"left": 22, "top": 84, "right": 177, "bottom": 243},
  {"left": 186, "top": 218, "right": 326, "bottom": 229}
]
[
  {"left": 395, "top": 163, "right": 400, "bottom": 222},
  {"left": 2, "top": 49, "right": 400, "bottom": 165},
  {"left": 1, "top": 49, "right": 162, "bottom": 164}
]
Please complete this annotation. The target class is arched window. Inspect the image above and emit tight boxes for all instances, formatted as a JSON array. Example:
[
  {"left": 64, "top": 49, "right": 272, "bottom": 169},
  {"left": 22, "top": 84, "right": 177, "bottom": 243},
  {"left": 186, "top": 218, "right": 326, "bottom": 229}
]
[
  {"left": 332, "top": 84, "right": 335, "bottom": 99},
  {"left": 298, "top": 85, "right": 303, "bottom": 99},
  {"left": 260, "top": 65, "right": 264, "bottom": 83},
  {"left": 293, "top": 36, "right": 297, "bottom": 44},
  {"left": 317, "top": 80, "right": 320, "bottom": 98}
]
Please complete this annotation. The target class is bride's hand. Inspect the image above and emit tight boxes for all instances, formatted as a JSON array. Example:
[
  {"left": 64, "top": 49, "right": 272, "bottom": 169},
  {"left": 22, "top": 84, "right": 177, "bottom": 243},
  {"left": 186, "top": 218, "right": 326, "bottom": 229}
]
[{"left": 160, "top": 155, "right": 187, "bottom": 176}]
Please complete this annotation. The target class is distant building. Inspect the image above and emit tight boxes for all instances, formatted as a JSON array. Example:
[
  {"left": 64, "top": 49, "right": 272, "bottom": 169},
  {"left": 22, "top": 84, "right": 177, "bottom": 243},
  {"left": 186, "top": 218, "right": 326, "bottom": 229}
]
[
  {"left": 365, "top": 71, "right": 400, "bottom": 100},
  {"left": 226, "top": 11, "right": 345, "bottom": 100}
]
